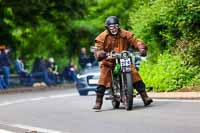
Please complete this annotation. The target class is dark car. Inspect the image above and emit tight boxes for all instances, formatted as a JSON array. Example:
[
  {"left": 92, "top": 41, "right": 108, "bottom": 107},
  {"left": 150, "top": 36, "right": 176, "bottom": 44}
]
[{"left": 76, "top": 66, "right": 100, "bottom": 96}]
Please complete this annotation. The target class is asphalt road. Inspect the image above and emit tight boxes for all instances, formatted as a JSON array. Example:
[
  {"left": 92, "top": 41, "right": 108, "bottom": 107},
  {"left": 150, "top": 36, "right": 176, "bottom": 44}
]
[{"left": 0, "top": 88, "right": 200, "bottom": 133}]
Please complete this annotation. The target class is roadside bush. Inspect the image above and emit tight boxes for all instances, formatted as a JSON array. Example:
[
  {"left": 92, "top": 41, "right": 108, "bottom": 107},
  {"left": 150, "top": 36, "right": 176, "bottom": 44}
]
[
  {"left": 174, "top": 37, "right": 200, "bottom": 66},
  {"left": 139, "top": 52, "right": 199, "bottom": 92},
  {"left": 129, "top": 0, "right": 200, "bottom": 56},
  {"left": 129, "top": 0, "right": 200, "bottom": 91}
]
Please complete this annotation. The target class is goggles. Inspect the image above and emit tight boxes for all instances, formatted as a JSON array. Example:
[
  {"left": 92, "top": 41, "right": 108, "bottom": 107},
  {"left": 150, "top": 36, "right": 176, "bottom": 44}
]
[
  {"left": 108, "top": 24, "right": 119, "bottom": 35},
  {"left": 108, "top": 24, "right": 119, "bottom": 30}
]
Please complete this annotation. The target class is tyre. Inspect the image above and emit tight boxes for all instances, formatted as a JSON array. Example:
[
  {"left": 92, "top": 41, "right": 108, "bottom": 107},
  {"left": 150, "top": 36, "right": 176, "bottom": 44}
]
[
  {"left": 124, "top": 73, "right": 133, "bottom": 110},
  {"left": 112, "top": 99, "right": 120, "bottom": 109},
  {"left": 78, "top": 90, "right": 88, "bottom": 96},
  {"left": 111, "top": 76, "right": 121, "bottom": 109}
]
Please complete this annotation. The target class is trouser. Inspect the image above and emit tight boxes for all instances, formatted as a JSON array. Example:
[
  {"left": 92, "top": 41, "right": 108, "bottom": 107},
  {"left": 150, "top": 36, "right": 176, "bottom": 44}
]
[
  {"left": 0, "top": 76, "right": 5, "bottom": 89},
  {"left": 2, "top": 66, "right": 10, "bottom": 88},
  {"left": 133, "top": 80, "right": 146, "bottom": 93},
  {"left": 19, "top": 72, "right": 33, "bottom": 86},
  {"left": 94, "top": 80, "right": 152, "bottom": 109},
  {"left": 96, "top": 85, "right": 106, "bottom": 98},
  {"left": 96, "top": 81, "right": 146, "bottom": 101},
  {"left": 93, "top": 85, "right": 106, "bottom": 109},
  {"left": 32, "top": 71, "right": 55, "bottom": 86}
]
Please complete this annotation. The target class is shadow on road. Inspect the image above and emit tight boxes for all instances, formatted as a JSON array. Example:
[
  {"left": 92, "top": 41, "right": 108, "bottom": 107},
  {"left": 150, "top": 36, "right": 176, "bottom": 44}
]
[{"left": 95, "top": 103, "right": 155, "bottom": 112}]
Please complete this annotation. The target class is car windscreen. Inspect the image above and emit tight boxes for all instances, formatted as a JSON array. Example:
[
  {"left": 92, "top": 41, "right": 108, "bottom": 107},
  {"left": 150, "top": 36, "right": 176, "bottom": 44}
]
[{"left": 80, "top": 67, "right": 100, "bottom": 74}]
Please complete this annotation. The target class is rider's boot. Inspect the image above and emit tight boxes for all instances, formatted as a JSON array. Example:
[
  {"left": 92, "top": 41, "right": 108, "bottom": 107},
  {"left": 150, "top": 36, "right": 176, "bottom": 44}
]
[
  {"left": 93, "top": 85, "right": 106, "bottom": 110},
  {"left": 140, "top": 91, "right": 153, "bottom": 106},
  {"left": 134, "top": 80, "right": 153, "bottom": 106}
]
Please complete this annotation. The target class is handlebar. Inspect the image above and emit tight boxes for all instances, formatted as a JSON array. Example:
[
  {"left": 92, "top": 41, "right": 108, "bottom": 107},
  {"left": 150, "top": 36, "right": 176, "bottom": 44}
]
[
  {"left": 90, "top": 46, "right": 146, "bottom": 60},
  {"left": 106, "top": 51, "right": 142, "bottom": 58}
]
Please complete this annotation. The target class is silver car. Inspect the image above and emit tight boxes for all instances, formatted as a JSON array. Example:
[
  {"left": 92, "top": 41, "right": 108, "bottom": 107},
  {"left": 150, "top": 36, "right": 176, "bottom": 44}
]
[{"left": 76, "top": 66, "right": 100, "bottom": 96}]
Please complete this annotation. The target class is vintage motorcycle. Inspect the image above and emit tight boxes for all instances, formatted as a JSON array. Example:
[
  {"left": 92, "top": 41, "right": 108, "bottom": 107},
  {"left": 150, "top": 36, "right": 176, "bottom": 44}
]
[{"left": 105, "top": 50, "right": 143, "bottom": 110}]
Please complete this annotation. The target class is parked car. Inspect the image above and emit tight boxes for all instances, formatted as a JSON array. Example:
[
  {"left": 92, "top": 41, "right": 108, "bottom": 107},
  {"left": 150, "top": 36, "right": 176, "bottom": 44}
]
[{"left": 76, "top": 65, "right": 100, "bottom": 96}]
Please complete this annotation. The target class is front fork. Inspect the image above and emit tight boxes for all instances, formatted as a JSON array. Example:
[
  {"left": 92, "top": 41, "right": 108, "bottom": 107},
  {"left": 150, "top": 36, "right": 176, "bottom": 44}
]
[
  {"left": 121, "top": 72, "right": 136, "bottom": 101},
  {"left": 106, "top": 70, "right": 121, "bottom": 101}
]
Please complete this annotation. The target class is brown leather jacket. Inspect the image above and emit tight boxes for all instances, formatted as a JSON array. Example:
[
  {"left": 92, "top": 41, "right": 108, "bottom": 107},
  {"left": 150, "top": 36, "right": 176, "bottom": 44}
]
[{"left": 95, "top": 29, "right": 146, "bottom": 87}]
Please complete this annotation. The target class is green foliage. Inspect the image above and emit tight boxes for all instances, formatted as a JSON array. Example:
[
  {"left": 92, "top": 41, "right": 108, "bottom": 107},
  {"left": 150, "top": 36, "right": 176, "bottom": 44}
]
[
  {"left": 174, "top": 37, "right": 200, "bottom": 66},
  {"left": 74, "top": 0, "right": 136, "bottom": 35},
  {"left": 1, "top": 0, "right": 86, "bottom": 25},
  {"left": 139, "top": 52, "right": 199, "bottom": 92},
  {"left": 11, "top": 19, "right": 69, "bottom": 70},
  {"left": 129, "top": 0, "right": 200, "bottom": 55},
  {"left": 0, "top": 0, "right": 199, "bottom": 90},
  {"left": 190, "top": 72, "right": 200, "bottom": 86},
  {"left": 129, "top": 0, "right": 200, "bottom": 91},
  {"left": 0, "top": 0, "right": 88, "bottom": 70}
]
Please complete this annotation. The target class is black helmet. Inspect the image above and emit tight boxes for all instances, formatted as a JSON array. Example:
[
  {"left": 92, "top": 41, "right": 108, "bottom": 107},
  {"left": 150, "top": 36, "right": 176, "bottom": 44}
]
[
  {"left": 105, "top": 16, "right": 120, "bottom": 35},
  {"left": 105, "top": 16, "right": 119, "bottom": 27}
]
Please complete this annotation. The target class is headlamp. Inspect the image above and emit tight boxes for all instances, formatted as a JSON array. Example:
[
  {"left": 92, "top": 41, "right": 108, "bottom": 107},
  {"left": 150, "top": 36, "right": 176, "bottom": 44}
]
[{"left": 121, "top": 52, "right": 129, "bottom": 58}]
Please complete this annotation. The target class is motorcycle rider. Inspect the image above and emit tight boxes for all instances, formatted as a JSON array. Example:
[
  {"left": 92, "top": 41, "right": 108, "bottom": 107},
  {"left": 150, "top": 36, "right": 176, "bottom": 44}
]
[{"left": 93, "top": 16, "right": 153, "bottom": 110}]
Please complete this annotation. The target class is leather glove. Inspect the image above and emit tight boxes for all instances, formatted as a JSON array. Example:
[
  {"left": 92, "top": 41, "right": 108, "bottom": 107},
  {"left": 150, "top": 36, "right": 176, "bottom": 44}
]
[
  {"left": 94, "top": 50, "right": 107, "bottom": 61},
  {"left": 138, "top": 45, "right": 147, "bottom": 56}
]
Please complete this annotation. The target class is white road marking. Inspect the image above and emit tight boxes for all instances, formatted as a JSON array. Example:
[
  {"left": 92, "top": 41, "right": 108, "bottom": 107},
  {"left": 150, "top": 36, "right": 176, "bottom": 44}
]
[
  {"left": 0, "top": 129, "right": 16, "bottom": 133},
  {"left": 49, "top": 93, "right": 78, "bottom": 98},
  {"left": 0, "top": 93, "right": 78, "bottom": 107},
  {"left": 29, "top": 97, "right": 47, "bottom": 101},
  {"left": 11, "top": 124, "right": 70, "bottom": 133},
  {"left": 0, "top": 123, "right": 70, "bottom": 133},
  {"left": 154, "top": 99, "right": 200, "bottom": 103},
  {"left": 0, "top": 93, "right": 200, "bottom": 107}
]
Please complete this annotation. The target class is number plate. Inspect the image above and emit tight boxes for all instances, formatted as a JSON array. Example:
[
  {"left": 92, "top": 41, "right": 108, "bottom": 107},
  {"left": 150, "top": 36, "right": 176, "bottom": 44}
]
[{"left": 120, "top": 58, "right": 131, "bottom": 67}]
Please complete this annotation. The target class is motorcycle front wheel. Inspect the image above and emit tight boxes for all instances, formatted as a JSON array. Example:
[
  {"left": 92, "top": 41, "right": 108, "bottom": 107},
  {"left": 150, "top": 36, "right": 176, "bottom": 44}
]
[
  {"left": 112, "top": 99, "right": 120, "bottom": 109},
  {"left": 124, "top": 73, "right": 133, "bottom": 110}
]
